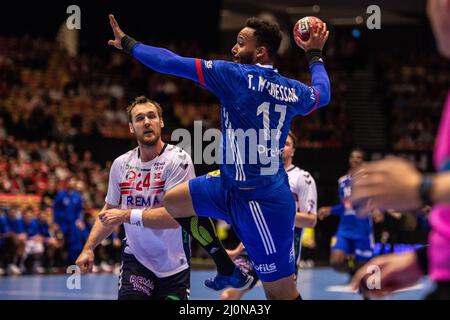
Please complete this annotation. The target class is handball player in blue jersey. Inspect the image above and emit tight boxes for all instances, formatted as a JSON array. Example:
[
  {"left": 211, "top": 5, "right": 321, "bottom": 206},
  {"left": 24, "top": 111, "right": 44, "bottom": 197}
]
[
  {"left": 318, "top": 149, "right": 377, "bottom": 278},
  {"left": 108, "top": 14, "right": 330, "bottom": 299}
]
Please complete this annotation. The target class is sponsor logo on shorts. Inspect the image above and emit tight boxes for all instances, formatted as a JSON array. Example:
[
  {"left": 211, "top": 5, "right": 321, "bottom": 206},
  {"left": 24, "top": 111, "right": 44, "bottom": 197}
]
[
  {"left": 253, "top": 263, "right": 277, "bottom": 274},
  {"left": 129, "top": 275, "right": 154, "bottom": 296}
]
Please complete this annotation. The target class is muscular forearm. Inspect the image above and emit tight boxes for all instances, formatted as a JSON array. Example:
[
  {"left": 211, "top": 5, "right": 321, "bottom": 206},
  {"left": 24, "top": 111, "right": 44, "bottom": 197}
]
[
  {"left": 295, "top": 212, "right": 317, "bottom": 228},
  {"left": 83, "top": 218, "right": 114, "bottom": 251},
  {"left": 83, "top": 205, "right": 115, "bottom": 251},
  {"left": 431, "top": 172, "right": 450, "bottom": 205},
  {"left": 310, "top": 62, "right": 331, "bottom": 107},
  {"left": 131, "top": 44, "right": 198, "bottom": 82},
  {"left": 142, "top": 207, "right": 179, "bottom": 229}
]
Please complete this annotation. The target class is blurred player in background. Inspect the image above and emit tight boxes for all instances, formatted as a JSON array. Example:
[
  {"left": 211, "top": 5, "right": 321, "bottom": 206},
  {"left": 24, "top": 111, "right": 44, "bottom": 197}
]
[
  {"left": 107, "top": 13, "right": 330, "bottom": 299},
  {"left": 52, "top": 177, "right": 84, "bottom": 264},
  {"left": 221, "top": 131, "right": 318, "bottom": 300},
  {"left": 318, "top": 149, "right": 380, "bottom": 279},
  {"left": 351, "top": 0, "right": 450, "bottom": 300}
]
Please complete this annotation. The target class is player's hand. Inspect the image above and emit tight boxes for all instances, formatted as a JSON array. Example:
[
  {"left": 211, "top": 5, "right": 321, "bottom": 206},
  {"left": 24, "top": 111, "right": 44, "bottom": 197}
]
[
  {"left": 317, "top": 206, "right": 331, "bottom": 220},
  {"left": 372, "top": 208, "right": 384, "bottom": 223},
  {"left": 76, "top": 249, "right": 95, "bottom": 273},
  {"left": 108, "top": 14, "right": 126, "bottom": 50},
  {"left": 350, "top": 251, "right": 423, "bottom": 299},
  {"left": 294, "top": 21, "right": 329, "bottom": 51},
  {"left": 351, "top": 157, "right": 423, "bottom": 214},
  {"left": 98, "top": 208, "right": 130, "bottom": 227}
]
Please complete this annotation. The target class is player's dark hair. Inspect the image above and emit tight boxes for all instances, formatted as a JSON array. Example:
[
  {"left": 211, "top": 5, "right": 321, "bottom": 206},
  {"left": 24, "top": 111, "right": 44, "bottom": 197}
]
[
  {"left": 351, "top": 147, "right": 366, "bottom": 160},
  {"left": 246, "top": 17, "right": 282, "bottom": 59},
  {"left": 126, "top": 96, "right": 163, "bottom": 123},
  {"left": 288, "top": 130, "right": 297, "bottom": 148}
]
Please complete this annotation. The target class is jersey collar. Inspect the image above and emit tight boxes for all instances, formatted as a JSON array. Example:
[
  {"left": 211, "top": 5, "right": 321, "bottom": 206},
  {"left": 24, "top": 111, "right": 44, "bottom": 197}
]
[{"left": 256, "top": 63, "right": 278, "bottom": 73}]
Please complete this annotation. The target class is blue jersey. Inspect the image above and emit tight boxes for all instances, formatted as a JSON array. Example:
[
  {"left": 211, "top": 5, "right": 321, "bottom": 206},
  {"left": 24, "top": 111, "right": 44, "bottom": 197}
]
[
  {"left": 198, "top": 61, "right": 322, "bottom": 188},
  {"left": 38, "top": 221, "right": 51, "bottom": 238},
  {"left": 333, "top": 175, "right": 372, "bottom": 239},
  {"left": 24, "top": 218, "right": 41, "bottom": 237},
  {"left": 6, "top": 216, "right": 24, "bottom": 234},
  {"left": 53, "top": 190, "right": 83, "bottom": 226}
]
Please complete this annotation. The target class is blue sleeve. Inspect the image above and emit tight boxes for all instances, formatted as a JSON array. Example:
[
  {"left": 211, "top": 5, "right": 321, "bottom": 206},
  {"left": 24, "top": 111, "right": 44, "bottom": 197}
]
[
  {"left": 330, "top": 204, "right": 344, "bottom": 216},
  {"left": 0, "top": 217, "right": 9, "bottom": 234},
  {"left": 40, "top": 223, "right": 50, "bottom": 238},
  {"left": 16, "top": 219, "right": 24, "bottom": 233},
  {"left": 197, "top": 60, "right": 244, "bottom": 100},
  {"left": 294, "top": 62, "right": 331, "bottom": 115},
  {"left": 131, "top": 44, "right": 199, "bottom": 82},
  {"left": 132, "top": 44, "right": 242, "bottom": 101},
  {"left": 52, "top": 193, "right": 63, "bottom": 225}
]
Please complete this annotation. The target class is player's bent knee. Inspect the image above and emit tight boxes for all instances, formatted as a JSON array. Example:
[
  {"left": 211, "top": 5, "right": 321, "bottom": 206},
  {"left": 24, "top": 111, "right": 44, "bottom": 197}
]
[{"left": 163, "top": 182, "right": 195, "bottom": 218}]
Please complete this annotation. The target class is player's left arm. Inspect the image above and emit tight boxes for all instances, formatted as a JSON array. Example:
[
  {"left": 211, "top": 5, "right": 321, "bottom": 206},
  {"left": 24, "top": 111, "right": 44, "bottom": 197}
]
[
  {"left": 108, "top": 14, "right": 198, "bottom": 80},
  {"left": 294, "top": 173, "right": 318, "bottom": 228}
]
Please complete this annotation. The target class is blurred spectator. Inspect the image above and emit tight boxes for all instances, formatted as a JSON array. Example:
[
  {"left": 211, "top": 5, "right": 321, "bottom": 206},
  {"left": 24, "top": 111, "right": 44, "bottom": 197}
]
[{"left": 52, "top": 177, "right": 84, "bottom": 264}]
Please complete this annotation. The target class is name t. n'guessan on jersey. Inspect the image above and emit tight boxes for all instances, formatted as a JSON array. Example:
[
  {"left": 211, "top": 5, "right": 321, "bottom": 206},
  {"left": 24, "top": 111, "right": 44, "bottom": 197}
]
[{"left": 247, "top": 74, "right": 299, "bottom": 103}]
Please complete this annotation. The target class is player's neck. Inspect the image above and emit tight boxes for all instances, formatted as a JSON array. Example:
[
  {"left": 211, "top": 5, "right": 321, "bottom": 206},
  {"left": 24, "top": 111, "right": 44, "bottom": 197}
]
[
  {"left": 138, "top": 139, "right": 165, "bottom": 162},
  {"left": 255, "top": 57, "right": 273, "bottom": 66},
  {"left": 284, "top": 159, "right": 293, "bottom": 170}
]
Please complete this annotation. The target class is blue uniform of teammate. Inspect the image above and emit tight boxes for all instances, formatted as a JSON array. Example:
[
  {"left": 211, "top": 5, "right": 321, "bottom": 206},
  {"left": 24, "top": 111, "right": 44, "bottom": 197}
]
[
  {"left": 318, "top": 149, "right": 375, "bottom": 275},
  {"left": 109, "top": 15, "right": 330, "bottom": 299}
]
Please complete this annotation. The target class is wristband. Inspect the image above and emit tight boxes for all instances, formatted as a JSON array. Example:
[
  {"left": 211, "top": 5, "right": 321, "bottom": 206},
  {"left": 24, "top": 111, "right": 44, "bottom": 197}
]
[
  {"left": 121, "top": 35, "right": 140, "bottom": 55},
  {"left": 130, "top": 209, "right": 143, "bottom": 227},
  {"left": 419, "top": 174, "right": 434, "bottom": 206},
  {"left": 306, "top": 49, "right": 323, "bottom": 65}
]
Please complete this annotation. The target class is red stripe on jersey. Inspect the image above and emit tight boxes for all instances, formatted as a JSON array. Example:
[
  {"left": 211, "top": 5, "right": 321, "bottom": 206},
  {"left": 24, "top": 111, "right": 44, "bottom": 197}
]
[
  {"left": 119, "top": 182, "right": 132, "bottom": 187},
  {"left": 195, "top": 59, "right": 205, "bottom": 86},
  {"left": 151, "top": 181, "right": 165, "bottom": 187},
  {"left": 120, "top": 190, "right": 132, "bottom": 195},
  {"left": 303, "top": 87, "right": 320, "bottom": 116},
  {"left": 153, "top": 189, "right": 164, "bottom": 194}
]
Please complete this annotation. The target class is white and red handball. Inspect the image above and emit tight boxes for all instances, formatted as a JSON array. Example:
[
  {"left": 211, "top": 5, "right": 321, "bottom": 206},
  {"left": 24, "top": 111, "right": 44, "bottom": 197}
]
[{"left": 293, "top": 16, "right": 324, "bottom": 42}]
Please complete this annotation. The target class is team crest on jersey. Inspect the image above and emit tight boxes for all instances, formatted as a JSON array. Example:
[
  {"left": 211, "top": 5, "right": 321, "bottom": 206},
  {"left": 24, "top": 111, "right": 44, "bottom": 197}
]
[
  {"left": 153, "top": 172, "right": 162, "bottom": 181},
  {"left": 126, "top": 170, "right": 137, "bottom": 182},
  {"left": 204, "top": 60, "right": 213, "bottom": 69}
]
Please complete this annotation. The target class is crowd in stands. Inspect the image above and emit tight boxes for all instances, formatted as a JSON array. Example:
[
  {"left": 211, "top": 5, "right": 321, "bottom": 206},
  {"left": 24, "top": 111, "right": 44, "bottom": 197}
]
[
  {"left": 381, "top": 50, "right": 450, "bottom": 151},
  {"left": 0, "top": 34, "right": 352, "bottom": 148}
]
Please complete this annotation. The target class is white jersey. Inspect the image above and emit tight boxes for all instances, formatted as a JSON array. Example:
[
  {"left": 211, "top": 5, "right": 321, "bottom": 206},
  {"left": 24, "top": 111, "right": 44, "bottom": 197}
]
[
  {"left": 105, "top": 144, "right": 195, "bottom": 277},
  {"left": 287, "top": 165, "right": 317, "bottom": 265},
  {"left": 286, "top": 165, "right": 317, "bottom": 215}
]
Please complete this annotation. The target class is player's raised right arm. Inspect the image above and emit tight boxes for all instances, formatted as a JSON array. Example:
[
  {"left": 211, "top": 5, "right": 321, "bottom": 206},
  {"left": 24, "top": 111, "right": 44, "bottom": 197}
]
[
  {"left": 294, "top": 21, "right": 331, "bottom": 111},
  {"left": 108, "top": 14, "right": 199, "bottom": 82}
]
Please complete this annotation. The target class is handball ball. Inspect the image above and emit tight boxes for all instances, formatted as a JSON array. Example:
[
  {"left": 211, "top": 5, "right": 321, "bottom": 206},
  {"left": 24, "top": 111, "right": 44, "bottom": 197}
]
[{"left": 293, "top": 16, "right": 324, "bottom": 42}]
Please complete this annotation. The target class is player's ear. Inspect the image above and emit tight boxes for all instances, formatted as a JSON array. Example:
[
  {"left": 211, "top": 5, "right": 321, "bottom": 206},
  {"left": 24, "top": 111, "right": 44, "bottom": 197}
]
[
  {"left": 160, "top": 119, "right": 164, "bottom": 129},
  {"left": 129, "top": 122, "right": 134, "bottom": 134},
  {"left": 256, "top": 46, "right": 267, "bottom": 58}
]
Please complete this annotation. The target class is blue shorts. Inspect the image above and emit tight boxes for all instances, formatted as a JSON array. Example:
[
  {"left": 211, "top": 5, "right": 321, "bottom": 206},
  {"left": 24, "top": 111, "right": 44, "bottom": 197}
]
[
  {"left": 332, "top": 234, "right": 375, "bottom": 262},
  {"left": 189, "top": 171, "right": 296, "bottom": 282}
]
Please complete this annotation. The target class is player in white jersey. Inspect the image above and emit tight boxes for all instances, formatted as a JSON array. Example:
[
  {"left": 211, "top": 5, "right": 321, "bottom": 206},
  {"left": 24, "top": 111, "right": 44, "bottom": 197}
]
[
  {"left": 76, "top": 96, "right": 251, "bottom": 300},
  {"left": 221, "top": 131, "right": 317, "bottom": 300}
]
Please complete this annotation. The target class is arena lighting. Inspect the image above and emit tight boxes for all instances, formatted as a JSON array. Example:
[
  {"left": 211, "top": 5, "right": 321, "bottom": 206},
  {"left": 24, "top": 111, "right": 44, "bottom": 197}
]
[{"left": 286, "top": 5, "right": 320, "bottom": 15}]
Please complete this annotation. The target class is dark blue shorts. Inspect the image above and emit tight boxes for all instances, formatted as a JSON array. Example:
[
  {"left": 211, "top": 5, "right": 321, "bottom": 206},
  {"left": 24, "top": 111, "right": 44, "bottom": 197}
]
[
  {"left": 118, "top": 251, "right": 190, "bottom": 300},
  {"left": 189, "top": 171, "right": 296, "bottom": 282},
  {"left": 331, "top": 234, "right": 375, "bottom": 262}
]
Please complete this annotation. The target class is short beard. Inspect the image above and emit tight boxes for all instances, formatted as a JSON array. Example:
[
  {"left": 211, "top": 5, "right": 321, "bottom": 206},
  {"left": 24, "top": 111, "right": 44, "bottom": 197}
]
[
  {"left": 238, "top": 52, "right": 254, "bottom": 64},
  {"left": 137, "top": 134, "right": 159, "bottom": 147}
]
